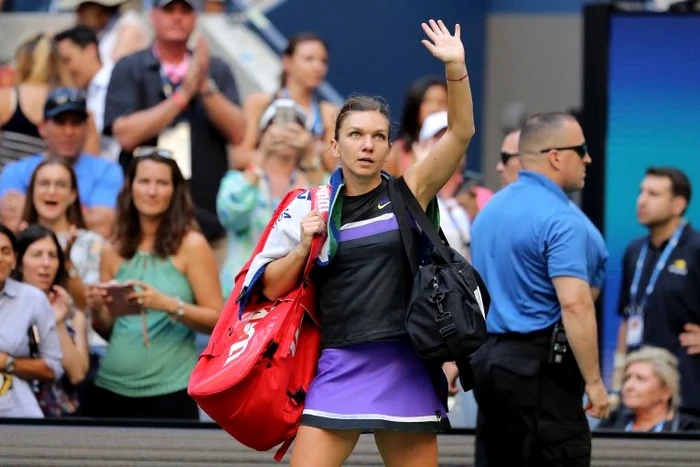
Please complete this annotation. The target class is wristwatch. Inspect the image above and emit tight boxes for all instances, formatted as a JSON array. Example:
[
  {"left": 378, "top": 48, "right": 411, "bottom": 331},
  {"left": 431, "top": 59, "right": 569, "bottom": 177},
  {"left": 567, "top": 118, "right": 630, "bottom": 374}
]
[
  {"left": 300, "top": 156, "right": 322, "bottom": 171},
  {"left": 172, "top": 297, "right": 185, "bottom": 321},
  {"left": 3, "top": 356, "right": 15, "bottom": 374},
  {"left": 201, "top": 78, "right": 219, "bottom": 98}
]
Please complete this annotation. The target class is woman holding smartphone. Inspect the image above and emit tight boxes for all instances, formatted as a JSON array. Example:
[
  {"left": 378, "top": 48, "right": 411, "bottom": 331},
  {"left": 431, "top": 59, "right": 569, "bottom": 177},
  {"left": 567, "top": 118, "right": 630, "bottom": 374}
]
[
  {"left": 12, "top": 224, "right": 88, "bottom": 417},
  {"left": 83, "top": 147, "right": 222, "bottom": 420}
]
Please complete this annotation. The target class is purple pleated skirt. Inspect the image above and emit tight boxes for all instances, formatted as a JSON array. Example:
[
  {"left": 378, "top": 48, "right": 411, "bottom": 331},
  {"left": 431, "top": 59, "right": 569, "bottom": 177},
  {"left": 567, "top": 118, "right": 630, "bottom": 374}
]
[{"left": 301, "top": 339, "right": 449, "bottom": 432}]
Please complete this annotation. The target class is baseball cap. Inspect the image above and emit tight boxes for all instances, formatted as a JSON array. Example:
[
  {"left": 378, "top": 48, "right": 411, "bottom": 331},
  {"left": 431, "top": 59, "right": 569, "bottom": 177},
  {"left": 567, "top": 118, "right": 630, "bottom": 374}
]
[
  {"left": 419, "top": 110, "right": 448, "bottom": 142},
  {"left": 258, "top": 99, "right": 311, "bottom": 132},
  {"left": 155, "top": 0, "right": 200, "bottom": 8},
  {"left": 44, "top": 88, "right": 88, "bottom": 120}
]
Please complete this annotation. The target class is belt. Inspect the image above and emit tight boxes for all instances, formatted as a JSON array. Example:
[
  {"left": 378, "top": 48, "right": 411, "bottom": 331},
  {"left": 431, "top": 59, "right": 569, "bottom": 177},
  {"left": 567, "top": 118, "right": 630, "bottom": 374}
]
[{"left": 488, "top": 326, "right": 554, "bottom": 345}]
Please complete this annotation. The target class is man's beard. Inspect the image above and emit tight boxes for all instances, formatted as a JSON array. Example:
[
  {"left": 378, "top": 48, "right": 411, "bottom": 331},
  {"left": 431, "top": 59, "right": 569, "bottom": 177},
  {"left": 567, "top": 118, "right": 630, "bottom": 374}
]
[{"left": 642, "top": 214, "right": 674, "bottom": 229}]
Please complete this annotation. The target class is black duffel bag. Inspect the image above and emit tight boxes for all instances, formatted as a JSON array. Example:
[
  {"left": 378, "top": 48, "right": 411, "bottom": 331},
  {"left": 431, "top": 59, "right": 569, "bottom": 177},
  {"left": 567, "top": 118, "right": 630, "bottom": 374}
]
[{"left": 388, "top": 176, "right": 490, "bottom": 391}]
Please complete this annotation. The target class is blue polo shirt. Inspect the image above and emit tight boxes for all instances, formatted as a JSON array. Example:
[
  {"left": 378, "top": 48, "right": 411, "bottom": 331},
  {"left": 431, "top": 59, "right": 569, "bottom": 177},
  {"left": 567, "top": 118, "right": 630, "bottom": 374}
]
[
  {"left": 0, "top": 153, "right": 123, "bottom": 209},
  {"left": 471, "top": 171, "right": 589, "bottom": 334},
  {"left": 570, "top": 201, "right": 608, "bottom": 290}
]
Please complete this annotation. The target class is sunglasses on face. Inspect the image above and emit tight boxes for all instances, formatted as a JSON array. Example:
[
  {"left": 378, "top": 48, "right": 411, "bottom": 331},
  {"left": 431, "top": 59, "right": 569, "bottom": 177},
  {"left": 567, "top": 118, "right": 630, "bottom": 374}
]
[
  {"left": 539, "top": 143, "right": 588, "bottom": 158},
  {"left": 133, "top": 146, "right": 174, "bottom": 159},
  {"left": 500, "top": 152, "right": 518, "bottom": 165}
]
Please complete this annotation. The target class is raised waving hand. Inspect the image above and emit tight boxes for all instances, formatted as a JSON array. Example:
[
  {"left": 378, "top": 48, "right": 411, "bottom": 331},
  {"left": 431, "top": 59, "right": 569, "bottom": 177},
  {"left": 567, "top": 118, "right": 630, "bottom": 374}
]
[
  {"left": 421, "top": 19, "right": 465, "bottom": 65},
  {"left": 404, "top": 19, "right": 475, "bottom": 209}
]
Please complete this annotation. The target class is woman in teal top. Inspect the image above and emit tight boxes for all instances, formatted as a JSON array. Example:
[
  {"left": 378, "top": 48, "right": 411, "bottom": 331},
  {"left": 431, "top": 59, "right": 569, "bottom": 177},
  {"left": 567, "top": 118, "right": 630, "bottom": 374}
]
[
  {"left": 83, "top": 147, "right": 223, "bottom": 420},
  {"left": 217, "top": 98, "right": 318, "bottom": 299}
]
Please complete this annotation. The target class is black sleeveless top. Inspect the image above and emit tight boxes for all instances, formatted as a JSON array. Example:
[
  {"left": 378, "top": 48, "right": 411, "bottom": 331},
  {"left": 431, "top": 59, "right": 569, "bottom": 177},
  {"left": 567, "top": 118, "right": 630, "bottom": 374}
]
[
  {"left": 313, "top": 179, "right": 415, "bottom": 348},
  {"left": 0, "top": 88, "right": 45, "bottom": 169}
]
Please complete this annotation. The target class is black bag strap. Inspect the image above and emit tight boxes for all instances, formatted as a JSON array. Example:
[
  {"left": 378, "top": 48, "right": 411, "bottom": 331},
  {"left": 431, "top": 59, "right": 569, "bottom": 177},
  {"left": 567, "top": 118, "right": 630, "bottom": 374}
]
[
  {"left": 387, "top": 178, "right": 418, "bottom": 274},
  {"left": 393, "top": 177, "right": 479, "bottom": 298},
  {"left": 396, "top": 177, "right": 461, "bottom": 268},
  {"left": 388, "top": 178, "right": 453, "bottom": 273}
]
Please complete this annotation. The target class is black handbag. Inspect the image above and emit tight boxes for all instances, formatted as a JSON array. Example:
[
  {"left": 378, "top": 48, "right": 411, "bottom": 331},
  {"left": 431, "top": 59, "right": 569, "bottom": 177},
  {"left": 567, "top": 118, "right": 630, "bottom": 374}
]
[{"left": 388, "top": 177, "right": 490, "bottom": 391}]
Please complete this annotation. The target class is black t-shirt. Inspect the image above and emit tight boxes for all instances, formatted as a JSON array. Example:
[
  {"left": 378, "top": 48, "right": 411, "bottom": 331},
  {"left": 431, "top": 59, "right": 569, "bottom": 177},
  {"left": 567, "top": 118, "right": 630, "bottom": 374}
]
[
  {"left": 313, "top": 179, "right": 415, "bottom": 348},
  {"left": 103, "top": 47, "right": 241, "bottom": 241},
  {"left": 618, "top": 223, "right": 700, "bottom": 412}
]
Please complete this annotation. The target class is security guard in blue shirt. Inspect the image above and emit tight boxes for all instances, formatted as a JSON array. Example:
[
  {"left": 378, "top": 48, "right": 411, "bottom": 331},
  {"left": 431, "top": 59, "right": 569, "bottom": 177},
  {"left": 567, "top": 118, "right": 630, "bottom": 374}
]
[
  {"left": 492, "top": 128, "right": 609, "bottom": 301},
  {"left": 470, "top": 112, "right": 610, "bottom": 467}
]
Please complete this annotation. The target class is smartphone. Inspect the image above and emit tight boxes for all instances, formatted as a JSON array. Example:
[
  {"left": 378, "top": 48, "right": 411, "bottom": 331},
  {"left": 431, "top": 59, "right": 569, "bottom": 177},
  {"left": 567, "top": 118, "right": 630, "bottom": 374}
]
[
  {"left": 99, "top": 282, "right": 142, "bottom": 317},
  {"left": 272, "top": 104, "right": 298, "bottom": 126},
  {"left": 28, "top": 324, "right": 40, "bottom": 358}
]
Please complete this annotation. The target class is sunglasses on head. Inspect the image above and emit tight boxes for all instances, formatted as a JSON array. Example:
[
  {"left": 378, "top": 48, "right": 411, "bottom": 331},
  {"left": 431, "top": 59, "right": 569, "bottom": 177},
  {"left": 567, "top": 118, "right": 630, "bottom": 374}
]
[
  {"left": 539, "top": 143, "right": 588, "bottom": 158},
  {"left": 500, "top": 152, "right": 518, "bottom": 164},
  {"left": 133, "top": 146, "right": 174, "bottom": 159},
  {"left": 51, "top": 88, "right": 86, "bottom": 104}
]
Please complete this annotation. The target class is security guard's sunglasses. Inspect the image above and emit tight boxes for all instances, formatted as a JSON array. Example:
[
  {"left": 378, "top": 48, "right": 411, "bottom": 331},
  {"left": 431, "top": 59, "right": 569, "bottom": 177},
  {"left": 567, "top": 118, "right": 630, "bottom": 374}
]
[
  {"left": 500, "top": 152, "right": 518, "bottom": 164},
  {"left": 539, "top": 143, "right": 588, "bottom": 158}
]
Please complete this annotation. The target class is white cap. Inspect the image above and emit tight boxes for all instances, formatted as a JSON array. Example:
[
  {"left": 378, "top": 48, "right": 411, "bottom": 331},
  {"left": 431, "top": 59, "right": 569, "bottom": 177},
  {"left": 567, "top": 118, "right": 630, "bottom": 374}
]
[
  {"left": 419, "top": 110, "right": 448, "bottom": 142},
  {"left": 258, "top": 98, "right": 310, "bottom": 131}
]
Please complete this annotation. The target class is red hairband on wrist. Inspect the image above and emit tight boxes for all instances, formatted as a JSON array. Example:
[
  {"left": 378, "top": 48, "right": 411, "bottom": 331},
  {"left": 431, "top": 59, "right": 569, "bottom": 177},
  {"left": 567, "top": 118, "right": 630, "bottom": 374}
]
[{"left": 446, "top": 73, "right": 468, "bottom": 82}]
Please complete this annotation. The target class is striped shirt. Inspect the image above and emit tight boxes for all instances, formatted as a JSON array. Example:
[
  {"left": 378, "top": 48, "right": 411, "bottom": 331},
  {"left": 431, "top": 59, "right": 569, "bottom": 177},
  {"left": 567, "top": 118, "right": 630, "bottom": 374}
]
[
  {"left": 0, "top": 279, "right": 63, "bottom": 418},
  {"left": 0, "top": 89, "right": 47, "bottom": 169},
  {"left": 313, "top": 178, "right": 415, "bottom": 348},
  {"left": 0, "top": 129, "right": 46, "bottom": 170}
]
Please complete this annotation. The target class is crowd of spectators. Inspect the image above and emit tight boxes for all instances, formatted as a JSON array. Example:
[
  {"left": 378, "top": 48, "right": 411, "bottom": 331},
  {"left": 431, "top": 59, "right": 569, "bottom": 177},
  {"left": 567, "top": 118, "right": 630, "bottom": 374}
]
[
  {"left": 0, "top": 0, "right": 484, "bottom": 422},
  {"left": 0, "top": 0, "right": 697, "bottom": 444}
]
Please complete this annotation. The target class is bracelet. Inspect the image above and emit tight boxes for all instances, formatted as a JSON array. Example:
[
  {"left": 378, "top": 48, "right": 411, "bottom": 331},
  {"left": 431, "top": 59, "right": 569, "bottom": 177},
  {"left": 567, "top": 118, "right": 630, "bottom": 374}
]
[
  {"left": 172, "top": 91, "right": 188, "bottom": 111},
  {"left": 447, "top": 73, "right": 468, "bottom": 82}
]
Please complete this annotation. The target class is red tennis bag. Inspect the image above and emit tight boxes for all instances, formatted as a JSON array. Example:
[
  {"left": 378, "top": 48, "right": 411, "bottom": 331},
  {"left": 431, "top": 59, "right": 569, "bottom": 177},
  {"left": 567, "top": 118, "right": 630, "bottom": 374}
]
[{"left": 188, "top": 185, "right": 329, "bottom": 461}]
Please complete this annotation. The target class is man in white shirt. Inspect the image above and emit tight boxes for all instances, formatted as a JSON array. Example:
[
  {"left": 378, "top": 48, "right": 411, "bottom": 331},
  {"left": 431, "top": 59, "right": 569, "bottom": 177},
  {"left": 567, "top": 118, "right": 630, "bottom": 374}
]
[
  {"left": 58, "top": 0, "right": 148, "bottom": 67},
  {"left": 55, "top": 25, "right": 121, "bottom": 161}
]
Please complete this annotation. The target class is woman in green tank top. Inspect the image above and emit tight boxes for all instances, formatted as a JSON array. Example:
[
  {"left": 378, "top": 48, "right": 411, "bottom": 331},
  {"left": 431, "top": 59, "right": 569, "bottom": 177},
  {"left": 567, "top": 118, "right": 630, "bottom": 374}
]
[{"left": 83, "top": 148, "right": 223, "bottom": 420}]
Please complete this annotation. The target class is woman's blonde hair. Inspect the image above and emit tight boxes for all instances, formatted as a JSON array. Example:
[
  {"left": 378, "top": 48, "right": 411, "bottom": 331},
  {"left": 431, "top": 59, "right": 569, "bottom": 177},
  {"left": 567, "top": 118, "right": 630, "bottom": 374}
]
[
  {"left": 625, "top": 346, "right": 681, "bottom": 411},
  {"left": 14, "top": 33, "right": 68, "bottom": 87}
]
